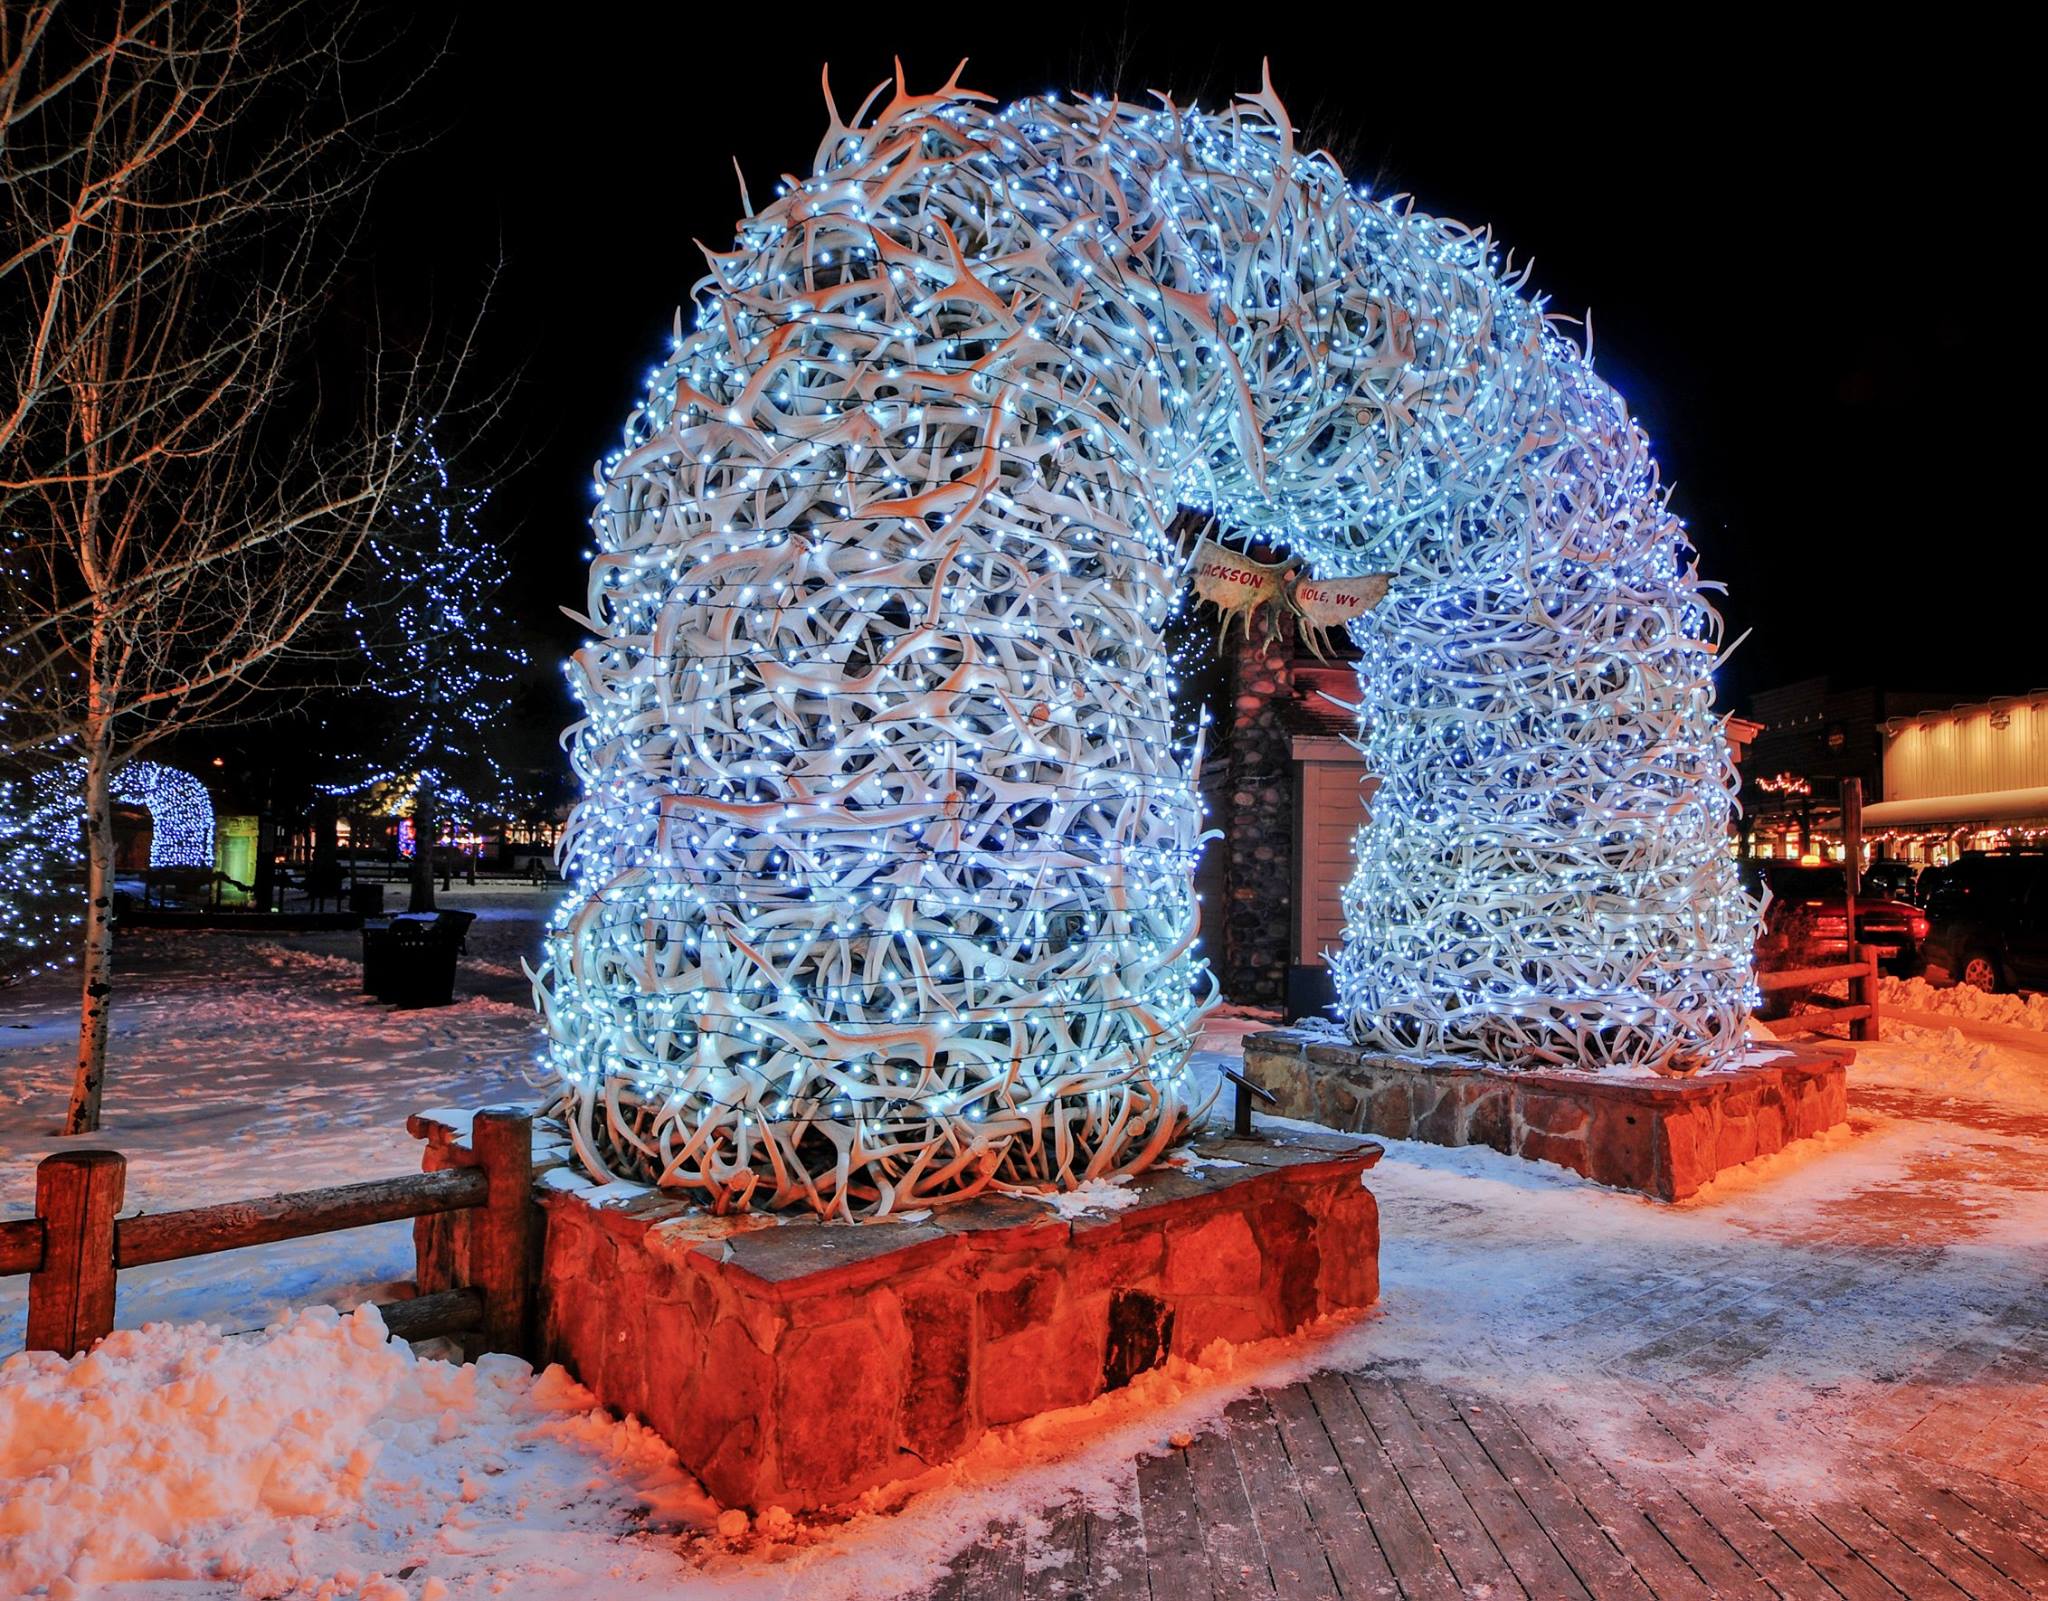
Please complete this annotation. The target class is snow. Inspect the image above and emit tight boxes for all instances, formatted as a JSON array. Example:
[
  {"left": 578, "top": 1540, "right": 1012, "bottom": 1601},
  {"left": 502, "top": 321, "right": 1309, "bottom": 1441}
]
[
  {"left": 0, "top": 894, "right": 548, "bottom": 1348},
  {"left": 1882, "top": 971, "right": 2048, "bottom": 1032},
  {"left": 1023, "top": 1175, "right": 1141, "bottom": 1218},
  {"left": 0, "top": 1303, "right": 707, "bottom": 1597},
  {"left": 1856, "top": 1022, "right": 2048, "bottom": 1109},
  {"left": 4, "top": 905, "right": 2047, "bottom": 1596}
]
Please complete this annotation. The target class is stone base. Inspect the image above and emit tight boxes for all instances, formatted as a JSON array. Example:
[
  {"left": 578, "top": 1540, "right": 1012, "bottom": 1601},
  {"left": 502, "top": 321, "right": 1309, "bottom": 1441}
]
[
  {"left": 411, "top": 1113, "right": 1381, "bottom": 1511},
  {"left": 1243, "top": 1030, "right": 1851, "bottom": 1201}
]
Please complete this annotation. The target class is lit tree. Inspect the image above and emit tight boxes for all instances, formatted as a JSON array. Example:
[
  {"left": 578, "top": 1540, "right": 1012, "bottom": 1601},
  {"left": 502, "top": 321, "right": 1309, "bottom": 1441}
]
[
  {"left": 343, "top": 425, "right": 527, "bottom": 914},
  {"left": 0, "top": 761, "right": 81, "bottom": 986},
  {"left": 0, "top": 4, "right": 472, "bottom": 1132}
]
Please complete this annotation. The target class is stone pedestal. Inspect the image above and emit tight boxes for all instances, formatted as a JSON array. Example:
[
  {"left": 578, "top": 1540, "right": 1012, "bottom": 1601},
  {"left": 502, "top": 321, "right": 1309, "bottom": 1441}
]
[
  {"left": 1222, "top": 605, "right": 1297, "bottom": 1005},
  {"left": 411, "top": 1112, "right": 1381, "bottom": 1510},
  {"left": 1243, "top": 1029, "right": 1850, "bottom": 1201}
]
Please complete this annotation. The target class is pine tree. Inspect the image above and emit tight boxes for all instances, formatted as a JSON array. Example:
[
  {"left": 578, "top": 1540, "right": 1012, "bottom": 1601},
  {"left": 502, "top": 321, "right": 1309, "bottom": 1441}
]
[
  {"left": 345, "top": 425, "right": 527, "bottom": 912},
  {"left": 0, "top": 761, "right": 83, "bottom": 986}
]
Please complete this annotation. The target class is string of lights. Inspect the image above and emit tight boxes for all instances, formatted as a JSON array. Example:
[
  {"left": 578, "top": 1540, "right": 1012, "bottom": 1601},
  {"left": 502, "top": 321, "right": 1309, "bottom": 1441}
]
[
  {"left": 341, "top": 423, "right": 529, "bottom": 826},
  {"left": 1, "top": 758, "right": 219, "bottom": 980},
  {"left": 0, "top": 763, "right": 82, "bottom": 981}
]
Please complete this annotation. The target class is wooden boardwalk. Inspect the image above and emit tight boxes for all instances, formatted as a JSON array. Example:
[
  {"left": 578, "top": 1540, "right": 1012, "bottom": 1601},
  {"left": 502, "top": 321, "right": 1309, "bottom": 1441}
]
[
  {"left": 929, "top": 1081, "right": 2048, "bottom": 1598},
  {"left": 932, "top": 1364, "right": 2048, "bottom": 1598}
]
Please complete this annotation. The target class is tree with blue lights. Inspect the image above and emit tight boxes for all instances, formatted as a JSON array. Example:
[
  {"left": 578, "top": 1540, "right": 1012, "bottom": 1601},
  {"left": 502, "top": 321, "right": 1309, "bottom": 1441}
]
[
  {"left": 345, "top": 424, "right": 528, "bottom": 913},
  {"left": 0, "top": 762, "right": 82, "bottom": 987}
]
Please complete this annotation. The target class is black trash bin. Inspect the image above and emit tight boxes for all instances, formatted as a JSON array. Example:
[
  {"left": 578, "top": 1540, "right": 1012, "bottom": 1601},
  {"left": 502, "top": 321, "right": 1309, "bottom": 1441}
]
[
  {"left": 349, "top": 882, "right": 385, "bottom": 916},
  {"left": 387, "top": 910, "right": 478, "bottom": 1009},
  {"left": 360, "top": 918, "right": 396, "bottom": 998}
]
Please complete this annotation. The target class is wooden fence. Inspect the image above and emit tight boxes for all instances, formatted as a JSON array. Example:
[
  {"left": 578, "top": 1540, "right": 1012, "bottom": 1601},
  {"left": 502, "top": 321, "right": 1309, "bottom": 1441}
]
[
  {"left": 0, "top": 1109, "right": 534, "bottom": 1360},
  {"left": 1756, "top": 943, "right": 1881, "bottom": 1042}
]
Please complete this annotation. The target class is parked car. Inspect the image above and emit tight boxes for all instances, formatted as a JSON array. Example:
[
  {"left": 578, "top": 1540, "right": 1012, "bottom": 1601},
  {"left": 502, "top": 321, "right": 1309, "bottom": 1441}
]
[
  {"left": 1861, "top": 860, "right": 1920, "bottom": 904},
  {"left": 1920, "top": 851, "right": 2048, "bottom": 993},
  {"left": 1742, "top": 861, "right": 1929, "bottom": 973}
]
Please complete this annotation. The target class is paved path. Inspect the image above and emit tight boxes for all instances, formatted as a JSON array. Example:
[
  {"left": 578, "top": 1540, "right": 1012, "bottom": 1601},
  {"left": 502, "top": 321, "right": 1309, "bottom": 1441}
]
[{"left": 931, "top": 1081, "right": 2048, "bottom": 1598}]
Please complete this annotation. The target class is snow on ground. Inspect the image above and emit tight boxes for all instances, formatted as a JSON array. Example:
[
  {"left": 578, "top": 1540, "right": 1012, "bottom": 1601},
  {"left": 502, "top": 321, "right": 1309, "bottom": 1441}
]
[
  {"left": 0, "top": 893, "right": 549, "bottom": 1347},
  {"left": 5, "top": 910, "right": 2048, "bottom": 1596},
  {"left": 1856, "top": 1019, "right": 2048, "bottom": 1107},
  {"left": 0, "top": 1305, "right": 706, "bottom": 1598},
  {"left": 1882, "top": 970, "right": 2048, "bottom": 1032}
]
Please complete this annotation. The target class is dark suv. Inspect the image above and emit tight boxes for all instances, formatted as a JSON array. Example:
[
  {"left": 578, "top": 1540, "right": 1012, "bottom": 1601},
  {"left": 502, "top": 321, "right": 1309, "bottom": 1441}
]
[
  {"left": 1861, "top": 860, "right": 1920, "bottom": 904},
  {"left": 1920, "top": 852, "right": 2048, "bottom": 993},
  {"left": 1742, "top": 861, "right": 1929, "bottom": 973}
]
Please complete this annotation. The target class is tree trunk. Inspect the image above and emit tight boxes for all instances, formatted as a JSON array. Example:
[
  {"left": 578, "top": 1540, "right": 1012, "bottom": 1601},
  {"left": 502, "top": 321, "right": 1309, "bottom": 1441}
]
[
  {"left": 409, "top": 777, "right": 437, "bottom": 913},
  {"left": 313, "top": 793, "right": 338, "bottom": 908},
  {"left": 66, "top": 728, "right": 117, "bottom": 1135}
]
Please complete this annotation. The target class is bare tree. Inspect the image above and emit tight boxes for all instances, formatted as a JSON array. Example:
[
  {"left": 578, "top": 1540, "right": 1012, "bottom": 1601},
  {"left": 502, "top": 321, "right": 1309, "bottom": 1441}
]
[{"left": 1, "top": 2, "right": 476, "bottom": 1132}]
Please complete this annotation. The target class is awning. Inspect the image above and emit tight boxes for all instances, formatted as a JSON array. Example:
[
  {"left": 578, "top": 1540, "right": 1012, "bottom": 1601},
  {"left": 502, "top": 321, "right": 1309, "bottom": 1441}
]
[{"left": 1860, "top": 785, "right": 2048, "bottom": 829}]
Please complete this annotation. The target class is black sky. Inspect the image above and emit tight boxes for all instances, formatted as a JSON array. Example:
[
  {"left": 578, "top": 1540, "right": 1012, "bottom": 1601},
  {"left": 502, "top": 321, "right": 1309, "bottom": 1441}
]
[{"left": 361, "top": 8, "right": 2026, "bottom": 714}]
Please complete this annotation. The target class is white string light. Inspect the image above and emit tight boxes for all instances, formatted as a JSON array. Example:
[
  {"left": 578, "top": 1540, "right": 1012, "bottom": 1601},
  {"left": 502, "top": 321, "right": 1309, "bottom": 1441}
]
[
  {"left": 0, "top": 764, "right": 81, "bottom": 980},
  {"left": 535, "top": 66, "right": 1757, "bottom": 1218},
  {"left": 333, "top": 422, "right": 530, "bottom": 824},
  {"left": 2, "top": 758, "right": 218, "bottom": 980}
]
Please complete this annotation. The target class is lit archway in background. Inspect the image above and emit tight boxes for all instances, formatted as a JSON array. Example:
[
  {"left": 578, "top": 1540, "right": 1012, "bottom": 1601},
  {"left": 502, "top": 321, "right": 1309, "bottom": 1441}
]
[
  {"left": 536, "top": 69, "right": 1759, "bottom": 1217},
  {"left": 114, "top": 762, "right": 214, "bottom": 869}
]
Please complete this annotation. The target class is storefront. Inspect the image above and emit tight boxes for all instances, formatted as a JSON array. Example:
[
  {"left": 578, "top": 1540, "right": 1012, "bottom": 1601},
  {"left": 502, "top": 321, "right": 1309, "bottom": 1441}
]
[{"left": 1862, "top": 693, "right": 2048, "bottom": 862}]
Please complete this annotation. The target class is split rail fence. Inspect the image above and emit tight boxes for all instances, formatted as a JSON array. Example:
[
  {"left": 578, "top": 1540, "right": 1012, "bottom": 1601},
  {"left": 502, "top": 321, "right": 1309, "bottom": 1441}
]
[
  {"left": 0, "top": 1108, "right": 534, "bottom": 1359},
  {"left": 1756, "top": 942, "right": 1881, "bottom": 1041}
]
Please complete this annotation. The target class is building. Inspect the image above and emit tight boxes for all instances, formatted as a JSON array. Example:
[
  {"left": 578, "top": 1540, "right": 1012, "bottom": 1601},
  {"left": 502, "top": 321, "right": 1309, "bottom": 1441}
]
[
  {"left": 1736, "top": 678, "right": 1955, "bottom": 861},
  {"left": 1862, "top": 690, "right": 2048, "bottom": 862}
]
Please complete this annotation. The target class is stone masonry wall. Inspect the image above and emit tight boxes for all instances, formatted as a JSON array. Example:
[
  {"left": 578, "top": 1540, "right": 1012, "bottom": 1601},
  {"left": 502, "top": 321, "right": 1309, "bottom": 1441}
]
[
  {"left": 413, "top": 1114, "right": 1383, "bottom": 1511},
  {"left": 1222, "top": 612, "right": 1296, "bottom": 1005},
  {"left": 1242, "top": 1029, "right": 1850, "bottom": 1202}
]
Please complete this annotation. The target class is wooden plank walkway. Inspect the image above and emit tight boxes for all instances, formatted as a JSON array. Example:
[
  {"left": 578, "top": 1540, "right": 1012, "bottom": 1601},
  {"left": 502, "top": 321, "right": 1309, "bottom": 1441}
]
[
  {"left": 931, "top": 1366, "right": 2048, "bottom": 1598},
  {"left": 923, "top": 1082, "right": 2048, "bottom": 1598}
]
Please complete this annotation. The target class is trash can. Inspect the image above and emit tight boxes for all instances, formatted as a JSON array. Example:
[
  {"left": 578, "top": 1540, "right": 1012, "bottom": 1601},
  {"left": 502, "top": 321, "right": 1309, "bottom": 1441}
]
[
  {"left": 349, "top": 882, "right": 385, "bottom": 916},
  {"left": 387, "top": 910, "right": 478, "bottom": 1009},
  {"left": 360, "top": 918, "right": 396, "bottom": 998}
]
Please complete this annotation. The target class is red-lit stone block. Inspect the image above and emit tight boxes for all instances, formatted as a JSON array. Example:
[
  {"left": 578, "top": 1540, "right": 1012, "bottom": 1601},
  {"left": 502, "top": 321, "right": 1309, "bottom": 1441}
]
[
  {"left": 1243, "top": 1031, "right": 1851, "bottom": 1202},
  {"left": 412, "top": 1113, "right": 1381, "bottom": 1510}
]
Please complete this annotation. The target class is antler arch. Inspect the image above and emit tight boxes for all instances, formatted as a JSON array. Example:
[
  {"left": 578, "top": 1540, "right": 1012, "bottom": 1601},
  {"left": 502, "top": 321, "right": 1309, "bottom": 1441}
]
[{"left": 535, "top": 67, "right": 1757, "bottom": 1217}]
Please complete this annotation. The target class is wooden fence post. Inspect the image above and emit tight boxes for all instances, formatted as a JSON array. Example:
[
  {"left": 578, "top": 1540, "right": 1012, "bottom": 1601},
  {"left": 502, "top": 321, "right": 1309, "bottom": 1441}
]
[
  {"left": 469, "top": 1109, "right": 535, "bottom": 1359},
  {"left": 1853, "top": 943, "right": 1880, "bottom": 1042},
  {"left": 25, "top": 1149, "right": 126, "bottom": 1357}
]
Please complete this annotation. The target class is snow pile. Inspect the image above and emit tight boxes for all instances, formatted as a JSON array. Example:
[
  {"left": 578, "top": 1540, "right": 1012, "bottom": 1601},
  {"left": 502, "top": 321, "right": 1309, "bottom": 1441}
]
[
  {"left": 250, "top": 942, "right": 362, "bottom": 978},
  {"left": 0, "top": 1304, "right": 705, "bottom": 1597},
  {"left": 1852, "top": 1026, "right": 2048, "bottom": 1109},
  {"left": 1882, "top": 973, "right": 2048, "bottom": 1033}
]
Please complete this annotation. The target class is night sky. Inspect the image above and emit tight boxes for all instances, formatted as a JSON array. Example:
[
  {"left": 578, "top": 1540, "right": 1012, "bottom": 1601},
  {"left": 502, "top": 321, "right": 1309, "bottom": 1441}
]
[{"left": 362, "top": 12, "right": 2020, "bottom": 717}]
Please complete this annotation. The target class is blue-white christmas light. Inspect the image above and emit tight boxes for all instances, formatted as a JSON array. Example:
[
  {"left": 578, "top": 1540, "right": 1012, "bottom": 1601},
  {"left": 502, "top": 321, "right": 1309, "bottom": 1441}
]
[
  {"left": 339, "top": 422, "right": 528, "bottom": 823},
  {"left": 0, "top": 763, "right": 83, "bottom": 981}
]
